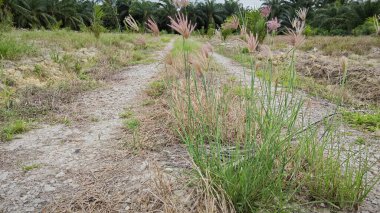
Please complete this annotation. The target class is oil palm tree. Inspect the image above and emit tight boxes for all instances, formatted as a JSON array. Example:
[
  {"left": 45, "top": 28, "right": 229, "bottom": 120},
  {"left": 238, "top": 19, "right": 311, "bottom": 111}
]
[
  {"left": 102, "top": 0, "right": 121, "bottom": 31},
  {"left": 128, "top": 0, "right": 157, "bottom": 28},
  {"left": 199, "top": 0, "right": 226, "bottom": 28},
  {"left": 8, "top": 0, "right": 56, "bottom": 28},
  {"left": 157, "top": 0, "right": 177, "bottom": 31},
  {"left": 116, "top": 0, "right": 131, "bottom": 29}
]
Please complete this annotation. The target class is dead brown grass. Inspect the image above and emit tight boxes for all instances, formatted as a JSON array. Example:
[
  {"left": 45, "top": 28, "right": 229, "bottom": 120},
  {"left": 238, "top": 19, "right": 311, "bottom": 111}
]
[
  {"left": 131, "top": 162, "right": 233, "bottom": 213},
  {"left": 42, "top": 165, "right": 128, "bottom": 213},
  {"left": 300, "top": 36, "right": 380, "bottom": 56},
  {"left": 297, "top": 53, "right": 380, "bottom": 105},
  {"left": 121, "top": 97, "right": 176, "bottom": 151}
]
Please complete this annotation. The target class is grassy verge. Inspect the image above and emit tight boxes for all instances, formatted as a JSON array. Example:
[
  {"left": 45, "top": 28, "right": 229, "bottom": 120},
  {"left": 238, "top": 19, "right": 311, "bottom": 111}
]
[
  {"left": 217, "top": 44, "right": 358, "bottom": 106},
  {"left": 300, "top": 36, "right": 380, "bottom": 56},
  {"left": 0, "top": 35, "right": 37, "bottom": 60},
  {"left": 0, "top": 30, "right": 171, "bottom": 142},
  {"left": 342, "top": 110, "right": 380, "bottom": 132},
  {"left": 164, "top": 38, "right": 379, "bottom": 212}
]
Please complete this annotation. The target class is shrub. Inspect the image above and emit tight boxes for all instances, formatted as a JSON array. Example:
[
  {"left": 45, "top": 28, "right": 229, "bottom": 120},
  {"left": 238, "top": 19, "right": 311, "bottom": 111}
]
[
  {"left": 304, "top": 24, "right": 318, "bottom": 36},
  {"left": 146, "top": 80, "right": 166, "bottom": 98},
  {"left": 352, "top": 17, "right": 376, "bottom": 35},
  {"left": 221, "top": 28, "right": 233, "bottom": 40},
  {"left": 329, "top": 29, "right": 348, "bottom": 36},
  {"left": 244, "top": 10, "right": 267, "bottom": 43},
  {"left": 207, "top": 27, "right": 215, "bottom": 38},
  {"left": 123, "top": 118, "right": 140, "bottom": 131},
  {"left": 0, "top": 9, "right": 13, "bottom": 33}
]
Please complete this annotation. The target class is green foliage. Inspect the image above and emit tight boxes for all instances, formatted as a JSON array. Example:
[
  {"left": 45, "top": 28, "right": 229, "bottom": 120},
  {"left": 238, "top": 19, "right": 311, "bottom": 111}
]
[
  {"left": 22, "top": 164, "right": 40, "bottom": 172},
  {"left": 0, "top": 36, "right": 35, "bottom": 60},
  {"left": 304, "top": 24, "right": 318, "bottom": 36},
  {"left": 146, "top": 80, "right": 166, "bottom": 98},
  {"left": 310, "top": 1, "right": 380, "bottom": 35},
  {"left": 0, "top": 82, "right": 15, "bottom": 109},
  {"left": 207, "top": 28, "right": 215, "bottom": 38},
  {"left": 0, "top": 8, "right": 13, "bottom": 32},
  {"left": 352, "top": 17, "right": 377, "bottom": 35},
  {"left": 221, "top": 28, "right": 233, "bottom": 40},
  {"left": 89, "top": 5, "right": 106, "bottom": 39},
  {"left": 49, "top": 20, "right": 63, "bottom": 31},
  {"left": 33, "top": 64, "right": 47, "bottom": 79},
  {"left": 342, "top": 111, "right": 380, "bottom": 132},
  {"left": 0, "top": 0, "right": 379, "bottom": 36},
  {"left": 124, "top": 118, "right": 140, "bottom": 131},
  {"left": 120, "top": 109, "right": 133, "bottom": 119},
  {"left": 355, "top": 137, "right": 366, "bottom": 145},
  {"left": 245, "top": 10, "right": 266, "bottom": 43},
  {"left": 169, "top": 39, "right": 378, "bottom": 211},
  {"left": 172, "top": 39, "right": 200, "bottom": 56},
  {"left": 1, "top": 120, "right": 28, "bottom": 141}
]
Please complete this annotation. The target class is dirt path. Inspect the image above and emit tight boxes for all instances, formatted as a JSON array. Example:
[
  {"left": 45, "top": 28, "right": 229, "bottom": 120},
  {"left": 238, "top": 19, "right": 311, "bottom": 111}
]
[
  {"left": 0, "top": 40, "right": 190, "bottom": 212},
  {"left": 213, "top": 52, "right": 380, "bottom": 213}
]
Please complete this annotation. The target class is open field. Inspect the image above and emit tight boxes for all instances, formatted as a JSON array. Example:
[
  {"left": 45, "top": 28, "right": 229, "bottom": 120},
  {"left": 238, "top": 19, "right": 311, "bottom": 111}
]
[{"left": 0, "top": 29, "right": 379, "bottom": 213}]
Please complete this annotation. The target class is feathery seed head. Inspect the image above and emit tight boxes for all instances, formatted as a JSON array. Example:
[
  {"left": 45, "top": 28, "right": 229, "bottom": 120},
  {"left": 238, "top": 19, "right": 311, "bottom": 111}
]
[
  {"left": 340, "top": 56, "right": 348, "bottom": 73},
  {"left": 246, "top": 32, "right": 259, "bottom": 53},
  {"left": 200, "top": 42, "right": 213, "bottom": 59},
  {"left": 267, "top": 17, "right": 281, "bottom": 32},
  {"left": 169, "top": 13, "right": 196, "bottom": 39},
  {"left": 260, "top": 45, "right": 273, "bottom": 59},
  {"left": 260, "top": 6, "right": 271, "bottom": 18},
  {"left": 223, "top": 15, "right": 239, "bottom": 30},
  {"left": 240, "top": 25, "right": 247, "bottom": 36},
  {"left": 146, "top": 18, "right": 160, "bottom": 36},
  {"left": 286, "top": 29, "right": 305, "bottom": 48},
  {"left": 296, "top": 8, "right": 308, "bottom": 21},
  {"left": 124, "top": 15, "right": 139, "bottom": 32}
]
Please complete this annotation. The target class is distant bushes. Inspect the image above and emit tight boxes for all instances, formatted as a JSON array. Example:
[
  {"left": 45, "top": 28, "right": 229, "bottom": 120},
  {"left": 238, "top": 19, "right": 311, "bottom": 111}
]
[{"left": 353, "top": 17, "right": 377, "bottom": 36}]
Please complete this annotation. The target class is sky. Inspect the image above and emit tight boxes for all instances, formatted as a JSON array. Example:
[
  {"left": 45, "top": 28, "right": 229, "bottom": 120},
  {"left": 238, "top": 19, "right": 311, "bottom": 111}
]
[{"left": 221, "top": 0, "right": 262, "bottom": 8}]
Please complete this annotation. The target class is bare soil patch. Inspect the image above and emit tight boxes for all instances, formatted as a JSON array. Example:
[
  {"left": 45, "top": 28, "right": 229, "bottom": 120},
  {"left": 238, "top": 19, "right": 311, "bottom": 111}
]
[{"left": 0, "top": 40, "right": 193, "bottom": 212}]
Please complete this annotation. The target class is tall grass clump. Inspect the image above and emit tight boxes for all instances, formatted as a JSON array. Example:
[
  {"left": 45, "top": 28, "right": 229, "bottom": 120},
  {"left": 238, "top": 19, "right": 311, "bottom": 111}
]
[
  {"left": 0, "top": 36, "right": 35, "bottom": 60},
  {"left": 167, "top": 10, "right": 379, "bottom": 212}
]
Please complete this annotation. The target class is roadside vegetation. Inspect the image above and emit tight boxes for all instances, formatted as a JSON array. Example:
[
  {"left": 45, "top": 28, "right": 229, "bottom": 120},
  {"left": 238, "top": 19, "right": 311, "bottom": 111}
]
[
  {"left": 0, "top": 0, "right": 379, "bottom": 212},
  {"left": 117, "top": 6, "right": 380, "bottom": 211}
]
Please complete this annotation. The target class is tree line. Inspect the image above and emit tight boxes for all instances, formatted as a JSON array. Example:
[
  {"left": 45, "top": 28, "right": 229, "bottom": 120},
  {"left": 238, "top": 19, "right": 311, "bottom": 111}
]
[{"left": 0, "top": 0, "right": 379, "bottom": 36}]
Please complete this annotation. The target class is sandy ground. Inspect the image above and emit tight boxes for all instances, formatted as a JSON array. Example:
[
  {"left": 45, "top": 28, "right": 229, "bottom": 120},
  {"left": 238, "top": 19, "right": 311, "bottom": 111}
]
[
  {"left": 0, "top": 40, "right": 191, "bottom": 212},
  {"left": 213, "top": 52, "right": 380, "bottom": 213}
]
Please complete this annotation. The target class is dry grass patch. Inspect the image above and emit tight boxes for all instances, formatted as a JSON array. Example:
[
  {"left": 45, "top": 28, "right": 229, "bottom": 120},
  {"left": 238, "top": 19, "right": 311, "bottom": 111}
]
[
  {"left": 0, "top": 30, "right": 172, "bottom": 141},
  {"left": 300, "top": 36, "right": 380, "bottom": 56}
]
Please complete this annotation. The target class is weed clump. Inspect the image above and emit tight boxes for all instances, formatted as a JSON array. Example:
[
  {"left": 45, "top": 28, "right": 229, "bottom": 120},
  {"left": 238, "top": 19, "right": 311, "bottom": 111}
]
[
  {"left": 165, "top": 11, "right": 378, "bottom": 212},
  {"left": 22, "top": 164, "right": 40, "bottom": 172},
  {"left": 0, "top": 36, "right": 36, "bottom": 60},
  {"left": 1, "top": 120, "right": 28, "bottom": 141},
  {"left": 146, "top": 80, "right": 166, "bottom": 98},
  {"left": 342, "top": 111, "right": 380, "bottom": 132}
]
